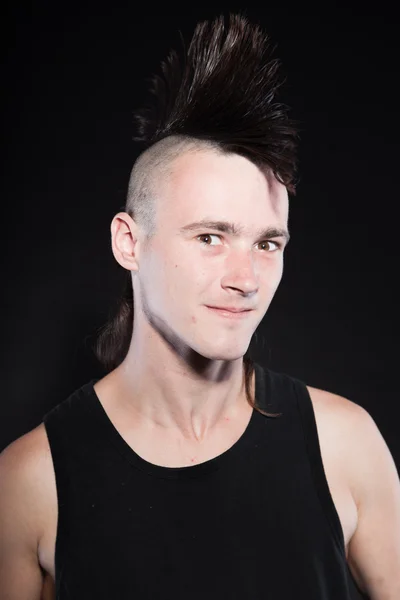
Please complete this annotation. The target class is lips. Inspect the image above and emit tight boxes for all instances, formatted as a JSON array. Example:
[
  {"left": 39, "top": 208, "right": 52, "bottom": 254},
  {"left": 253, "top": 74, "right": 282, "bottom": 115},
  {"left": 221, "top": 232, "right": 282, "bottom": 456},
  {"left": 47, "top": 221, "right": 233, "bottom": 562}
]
[
  {"left": 206, "top": 306, "right": 253, "bottom": 319},
  {"left": 207, "top": 306, "right": 251, "bottom": 313}
]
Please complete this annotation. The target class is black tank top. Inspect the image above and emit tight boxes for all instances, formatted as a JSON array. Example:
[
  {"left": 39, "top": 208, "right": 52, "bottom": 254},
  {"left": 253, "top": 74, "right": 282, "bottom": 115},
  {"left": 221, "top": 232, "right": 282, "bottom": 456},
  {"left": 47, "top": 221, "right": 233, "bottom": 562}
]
[{"left": 43, "top": 362, "right": 368, "bottom": 599}]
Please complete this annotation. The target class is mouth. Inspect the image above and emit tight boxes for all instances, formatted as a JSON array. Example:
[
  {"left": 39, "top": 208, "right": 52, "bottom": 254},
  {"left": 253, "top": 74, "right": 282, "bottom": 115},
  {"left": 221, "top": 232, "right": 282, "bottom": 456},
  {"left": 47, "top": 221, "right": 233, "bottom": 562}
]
[{"left": 205, "top": 306, "right": 253, "bottom": 319}]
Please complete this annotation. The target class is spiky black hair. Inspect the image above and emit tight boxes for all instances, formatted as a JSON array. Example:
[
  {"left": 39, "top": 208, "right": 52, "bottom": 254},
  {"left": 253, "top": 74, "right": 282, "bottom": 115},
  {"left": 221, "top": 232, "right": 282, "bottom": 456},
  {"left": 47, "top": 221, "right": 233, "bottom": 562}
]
[
  {"left": 132, "top": 13, "right": 298, "bottom": 191},
  {"left": 92, "top": 14, "right": 296, "bottom": 418}
]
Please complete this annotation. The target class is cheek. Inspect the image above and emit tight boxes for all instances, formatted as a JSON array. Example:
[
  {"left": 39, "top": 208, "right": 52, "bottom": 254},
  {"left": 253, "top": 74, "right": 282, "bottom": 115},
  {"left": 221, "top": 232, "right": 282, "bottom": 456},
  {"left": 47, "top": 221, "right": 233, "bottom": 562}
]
[
  {"left": 274, "top": 257, "right": 284, "bottom": 279},
  {"left": 263, "top": 259, "right": 284, "bottom": 293},
  {"left": 162, "top": 254, "right": 206, "bottom": 300}
]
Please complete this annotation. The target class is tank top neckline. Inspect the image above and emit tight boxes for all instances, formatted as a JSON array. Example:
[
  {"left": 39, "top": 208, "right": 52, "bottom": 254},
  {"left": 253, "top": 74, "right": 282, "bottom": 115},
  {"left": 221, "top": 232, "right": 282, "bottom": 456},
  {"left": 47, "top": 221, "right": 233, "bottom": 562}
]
[{"left": 80, "top": 363, "right": 267, "bottom": 480}]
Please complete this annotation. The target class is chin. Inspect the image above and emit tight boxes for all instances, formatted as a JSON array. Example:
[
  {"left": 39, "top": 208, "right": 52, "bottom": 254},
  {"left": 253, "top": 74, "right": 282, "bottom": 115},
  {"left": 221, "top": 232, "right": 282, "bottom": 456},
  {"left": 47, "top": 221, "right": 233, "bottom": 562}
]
[{"left": 193, "top": 340, "right": 251, "bottom": 362}]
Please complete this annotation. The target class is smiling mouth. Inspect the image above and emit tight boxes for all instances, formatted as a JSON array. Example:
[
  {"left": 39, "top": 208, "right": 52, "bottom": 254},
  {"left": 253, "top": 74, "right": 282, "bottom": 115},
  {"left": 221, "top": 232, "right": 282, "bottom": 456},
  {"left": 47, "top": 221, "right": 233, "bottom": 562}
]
[{"left": 206, "top": 306, "right": 253, "bottom": 319}]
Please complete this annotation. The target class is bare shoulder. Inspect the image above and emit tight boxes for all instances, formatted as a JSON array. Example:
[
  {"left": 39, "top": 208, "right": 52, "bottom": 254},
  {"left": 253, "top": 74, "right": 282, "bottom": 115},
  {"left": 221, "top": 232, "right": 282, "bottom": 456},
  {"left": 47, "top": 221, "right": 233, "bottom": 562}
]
[
  {"left": 306, "top": 384, "right": 365, "bottom": 417},
  {"left": 0, "top": 424, "right": 57, "bottom": 597},
  {"left": 306, "top": 383, "right": 387, "bottom": 436},
  {"left": 305, "top": 385, "right": 373, "bottom": 448},
  {"left": 307, "top": 387, "right": 400, "bottom": 596},
  {"left": 0, "top": 423, "right": 54, "bottom": 547},
  {"left": 306, "top": 385, "right": 397, "bottom": 504},
  {"left": 0, "top": 422, "right": 52, "bottom": 479},
  {"left": 305, "top": 384, "right": 376, "bottom": 451},
  {"left": 305, "top": 385, "right": 376, "bottom": 502}
]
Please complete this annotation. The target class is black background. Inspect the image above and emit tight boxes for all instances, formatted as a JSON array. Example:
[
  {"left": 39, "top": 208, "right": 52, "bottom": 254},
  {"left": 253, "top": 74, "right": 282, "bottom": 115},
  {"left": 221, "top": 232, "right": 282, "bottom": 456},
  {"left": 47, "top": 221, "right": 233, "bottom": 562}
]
[{"left": 2, "top": 1, "right": 399, "bottom": 483}]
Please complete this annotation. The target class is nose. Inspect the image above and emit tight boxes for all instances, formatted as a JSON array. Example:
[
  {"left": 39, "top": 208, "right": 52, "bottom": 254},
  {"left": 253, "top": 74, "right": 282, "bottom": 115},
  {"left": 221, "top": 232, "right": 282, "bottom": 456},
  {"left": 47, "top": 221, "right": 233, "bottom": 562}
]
[{"left": 220, "top": 251, "right": 260, "bottom": 295}]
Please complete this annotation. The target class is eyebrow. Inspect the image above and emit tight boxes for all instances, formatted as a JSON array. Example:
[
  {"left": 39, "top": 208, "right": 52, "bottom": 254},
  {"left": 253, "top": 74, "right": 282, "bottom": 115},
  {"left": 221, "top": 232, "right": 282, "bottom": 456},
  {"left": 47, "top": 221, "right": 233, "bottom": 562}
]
[{"left": 179, "top": 219, "right": 290, "bottom": 243}]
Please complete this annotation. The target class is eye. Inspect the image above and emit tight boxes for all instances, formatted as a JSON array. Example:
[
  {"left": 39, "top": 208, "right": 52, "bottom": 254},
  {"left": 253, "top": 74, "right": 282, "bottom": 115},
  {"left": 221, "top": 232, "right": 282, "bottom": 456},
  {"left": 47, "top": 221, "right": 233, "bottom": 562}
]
[
  {"left": 197, "top": 234, "right": 222, "bottom": 246},
  {"left": 257, "top": 240, "right": 280, "bottom": 252}
]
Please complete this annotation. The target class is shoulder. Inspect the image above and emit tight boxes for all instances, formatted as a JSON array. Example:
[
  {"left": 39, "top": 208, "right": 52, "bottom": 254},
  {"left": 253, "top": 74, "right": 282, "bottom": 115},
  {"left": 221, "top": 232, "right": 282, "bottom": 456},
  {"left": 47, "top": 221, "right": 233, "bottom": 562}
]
[
  {"left": 306, "top": 384, "right": 363, "bottom": 416},
  {"left": 307, "top": 387, "right": 400, "bottom": 596},
  {"left": 306, "top": 385, "right": 398, "bottom": 506},
  {"left": 304, "top": 385, "right": 365, "bottom": 486},
  {"left": 0, "top": 422, "right": 52, "bottom": 475},
  {"left": 305, "top": 384, "right": 372, "bottom": 441},
  {"left": 0, "top": 423, "right": 54, "bottom": 548},
  {"left": 305, "top": 384, "right": 376, "bottom": 453},
  {"left": 298, "top": 384, "right": 369, "bottom": 456}
]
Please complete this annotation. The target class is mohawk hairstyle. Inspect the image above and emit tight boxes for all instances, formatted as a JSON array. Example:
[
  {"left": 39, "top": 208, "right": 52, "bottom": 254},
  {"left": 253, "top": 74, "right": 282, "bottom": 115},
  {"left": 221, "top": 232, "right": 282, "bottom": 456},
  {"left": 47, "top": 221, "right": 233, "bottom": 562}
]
[
  {"left": 93, "top": 13, "right": 297, "bottom": 418},
  {"left": 133, "top": 13, "right": 298, "bottom": 191}
]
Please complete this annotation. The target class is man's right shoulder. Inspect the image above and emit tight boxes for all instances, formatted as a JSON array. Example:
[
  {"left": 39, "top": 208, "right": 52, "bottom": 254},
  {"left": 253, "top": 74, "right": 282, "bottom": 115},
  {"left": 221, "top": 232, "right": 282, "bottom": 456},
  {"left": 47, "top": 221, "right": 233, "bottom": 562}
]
[
  {"left": 1, "top": 422, "right": 51, "bottom": 473},
  {"left": 0, "top": 423, "right": 54, "bottom": 545}
]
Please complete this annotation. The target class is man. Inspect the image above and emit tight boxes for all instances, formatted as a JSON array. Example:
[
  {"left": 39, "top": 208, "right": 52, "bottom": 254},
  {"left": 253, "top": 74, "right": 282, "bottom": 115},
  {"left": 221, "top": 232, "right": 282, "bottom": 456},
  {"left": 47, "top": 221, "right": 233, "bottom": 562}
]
[{"left": 1, "top": 13, "right": 399, "bottom": 600}]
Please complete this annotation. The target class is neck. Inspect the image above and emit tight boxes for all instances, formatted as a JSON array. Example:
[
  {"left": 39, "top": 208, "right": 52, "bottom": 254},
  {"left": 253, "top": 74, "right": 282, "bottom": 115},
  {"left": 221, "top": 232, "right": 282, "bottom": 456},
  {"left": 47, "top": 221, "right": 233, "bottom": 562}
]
[{"left": 108, "top": 343, "right": 252, "bottom": 442}]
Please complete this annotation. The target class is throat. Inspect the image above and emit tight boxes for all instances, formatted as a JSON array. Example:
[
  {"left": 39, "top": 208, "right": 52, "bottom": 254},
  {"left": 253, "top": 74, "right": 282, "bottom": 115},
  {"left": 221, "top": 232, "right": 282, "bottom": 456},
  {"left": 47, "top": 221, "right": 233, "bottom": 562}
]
[{"left": 140, "top": 400, "right": 254, "bottom": 468}]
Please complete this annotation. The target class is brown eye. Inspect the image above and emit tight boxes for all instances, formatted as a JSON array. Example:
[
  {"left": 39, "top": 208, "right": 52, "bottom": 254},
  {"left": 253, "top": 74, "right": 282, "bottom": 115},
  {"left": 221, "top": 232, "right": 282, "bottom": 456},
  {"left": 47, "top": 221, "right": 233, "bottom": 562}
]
[
  {"left": 197, "top": 234, "right": 221, "bottom": 246},
  {"left": 259, "top": 240, "right": 279, "bottom": 252}
]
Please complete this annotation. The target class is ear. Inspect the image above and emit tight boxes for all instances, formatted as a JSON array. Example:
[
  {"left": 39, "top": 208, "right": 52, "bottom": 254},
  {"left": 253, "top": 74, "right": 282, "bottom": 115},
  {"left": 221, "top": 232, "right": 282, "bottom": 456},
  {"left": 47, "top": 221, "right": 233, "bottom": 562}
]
[{"left": 110, "top": 212, "right": 140, "bottom": 272}]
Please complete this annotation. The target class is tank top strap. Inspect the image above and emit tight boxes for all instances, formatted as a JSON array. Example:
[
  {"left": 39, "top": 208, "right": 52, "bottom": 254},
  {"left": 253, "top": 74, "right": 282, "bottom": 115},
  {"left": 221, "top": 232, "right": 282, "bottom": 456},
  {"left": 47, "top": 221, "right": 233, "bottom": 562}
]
[
  {"left": 291, "top": 375, "right": 346, "bottom": 555},
  {"left": 254, "top": 363, "right": 346, "bottom": 557}
]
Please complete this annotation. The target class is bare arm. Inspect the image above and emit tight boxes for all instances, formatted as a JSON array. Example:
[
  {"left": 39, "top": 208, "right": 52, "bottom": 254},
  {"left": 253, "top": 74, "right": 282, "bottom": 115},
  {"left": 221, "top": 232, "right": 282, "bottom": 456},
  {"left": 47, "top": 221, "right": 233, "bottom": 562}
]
[
  {"left": 0, "top": 433, "right": 46, "bottom": 600},
  {"left": 40, "top": 573, "right": 55, "bottom": 600},
  {"left": 346, "top": 404, "right": 400, "bottom": 599}
]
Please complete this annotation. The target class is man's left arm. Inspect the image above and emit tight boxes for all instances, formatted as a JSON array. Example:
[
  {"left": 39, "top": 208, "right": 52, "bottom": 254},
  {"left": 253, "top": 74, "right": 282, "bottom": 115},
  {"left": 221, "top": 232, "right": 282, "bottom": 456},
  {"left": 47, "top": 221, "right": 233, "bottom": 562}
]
[{"left": 346, "top": 404, "right": 400, "bottom": 599}]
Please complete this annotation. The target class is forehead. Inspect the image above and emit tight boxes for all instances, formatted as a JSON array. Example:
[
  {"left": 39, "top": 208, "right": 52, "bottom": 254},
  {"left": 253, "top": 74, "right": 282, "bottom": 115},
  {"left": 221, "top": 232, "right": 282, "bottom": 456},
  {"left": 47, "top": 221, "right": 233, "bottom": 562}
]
[{"left": 157, "top": 149, "right": 289, "bottom": 226}]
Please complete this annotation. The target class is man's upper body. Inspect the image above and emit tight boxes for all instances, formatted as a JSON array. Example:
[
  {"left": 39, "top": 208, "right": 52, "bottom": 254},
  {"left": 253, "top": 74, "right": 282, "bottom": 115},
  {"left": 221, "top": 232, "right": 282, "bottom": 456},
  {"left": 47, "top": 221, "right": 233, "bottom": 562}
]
[
  {"left": 2, "top": 13, "right": 400, "bottom": 600},
  {"left": 1, "top": 363, "right": 400, "bottom": 599},
  {"left": 1, "top": 111, "right": 400, "bottom": 600}
]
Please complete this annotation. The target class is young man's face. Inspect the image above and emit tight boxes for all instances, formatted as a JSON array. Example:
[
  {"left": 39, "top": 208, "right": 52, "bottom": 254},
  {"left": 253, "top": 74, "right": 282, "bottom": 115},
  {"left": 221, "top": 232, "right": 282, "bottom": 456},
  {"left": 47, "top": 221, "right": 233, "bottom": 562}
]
[{"left": 134, "top": 149, "right": 289, "bottom": 362}]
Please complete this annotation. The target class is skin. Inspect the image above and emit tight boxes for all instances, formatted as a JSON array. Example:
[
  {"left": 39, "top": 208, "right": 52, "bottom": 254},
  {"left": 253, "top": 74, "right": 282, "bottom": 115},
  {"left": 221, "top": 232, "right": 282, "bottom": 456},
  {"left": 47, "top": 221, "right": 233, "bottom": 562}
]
[{"left": 107, "top": 148, "right": 289, "bottom": 445}]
